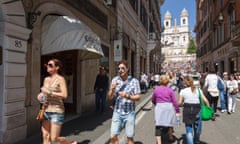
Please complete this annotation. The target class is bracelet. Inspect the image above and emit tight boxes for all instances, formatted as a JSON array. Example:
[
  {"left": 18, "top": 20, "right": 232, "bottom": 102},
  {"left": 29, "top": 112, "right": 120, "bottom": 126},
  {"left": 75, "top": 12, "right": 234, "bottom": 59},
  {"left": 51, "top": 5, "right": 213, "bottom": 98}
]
[{"left": 127, "top": 94, "right": 131, "bottom": 99}]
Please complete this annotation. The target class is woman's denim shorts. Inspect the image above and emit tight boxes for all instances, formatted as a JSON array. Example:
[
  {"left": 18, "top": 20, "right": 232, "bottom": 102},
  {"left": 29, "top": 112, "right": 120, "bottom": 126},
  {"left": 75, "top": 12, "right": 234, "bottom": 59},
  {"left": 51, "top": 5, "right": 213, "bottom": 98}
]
[{"left": 44, "top": 112, "right": 64, "bottom": 125}]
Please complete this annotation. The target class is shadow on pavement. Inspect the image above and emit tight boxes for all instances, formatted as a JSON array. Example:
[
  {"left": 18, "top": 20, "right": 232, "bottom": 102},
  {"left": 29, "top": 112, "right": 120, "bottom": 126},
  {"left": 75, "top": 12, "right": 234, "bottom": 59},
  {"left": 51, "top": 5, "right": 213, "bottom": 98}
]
[
  {"left": 17, "top": 106, "right": 113, "bottom": 144},
  {"left": 61, "top": 107, "right": 113, "bottom": 143},
  {"left": 174, "top": 134, "right": 208, "bottom": 144},
  {"left": 78, "top": 139, "right": 90, "bottom": 144}
]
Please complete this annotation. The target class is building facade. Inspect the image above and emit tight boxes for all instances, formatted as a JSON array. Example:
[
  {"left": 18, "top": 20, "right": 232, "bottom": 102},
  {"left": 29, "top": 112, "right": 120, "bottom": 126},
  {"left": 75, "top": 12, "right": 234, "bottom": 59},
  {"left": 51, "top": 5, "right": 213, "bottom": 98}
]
[
  {"left": 195, "top": 0, "right": 240, "bottom": 74},
  {"left": 0, "top": 0, "right": 164, "bottom": 143},
  {"left": 161, "top": 8, "right": 196, "bottom": 73}
]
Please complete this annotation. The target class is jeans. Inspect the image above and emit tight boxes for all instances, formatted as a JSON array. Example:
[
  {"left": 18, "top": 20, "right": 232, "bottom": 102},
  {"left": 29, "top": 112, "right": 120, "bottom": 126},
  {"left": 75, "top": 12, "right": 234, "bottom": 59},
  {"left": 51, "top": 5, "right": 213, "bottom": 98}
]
[
  {"left": 185, "top": 113, "right": 202, "bottom": 144},
  {"left": 220, "top": 91, "right": 226, "bottom": 110},
  {"left": 228, "top": 93, "right": 237, "bottom": 112},
  {"left": 95, "top": 89, "right": 107, "bottom": 112}
]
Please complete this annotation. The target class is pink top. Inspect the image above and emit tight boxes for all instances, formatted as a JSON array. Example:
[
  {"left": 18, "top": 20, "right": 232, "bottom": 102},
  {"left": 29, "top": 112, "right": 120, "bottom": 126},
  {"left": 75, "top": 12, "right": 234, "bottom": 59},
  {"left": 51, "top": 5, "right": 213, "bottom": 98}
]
[{"left": 152, "top": 86, "right": 180, "bottom": 113}]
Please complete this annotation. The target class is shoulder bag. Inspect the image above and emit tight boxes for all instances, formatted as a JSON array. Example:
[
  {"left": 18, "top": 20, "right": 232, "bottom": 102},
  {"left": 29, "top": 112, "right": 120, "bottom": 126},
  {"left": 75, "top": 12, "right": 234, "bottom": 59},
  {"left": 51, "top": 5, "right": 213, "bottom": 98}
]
[
  {"left": 111, "top": 77, "right": 133, "bottom": 104},
  {"left": 217, "top": 78, "right": 224, "bottom": 91},
  {"left": 36, "top": 104, "right": 45, "bottom": 122},
  {"left": 197, "top": 88, "right": 214, "bottom": 121}
]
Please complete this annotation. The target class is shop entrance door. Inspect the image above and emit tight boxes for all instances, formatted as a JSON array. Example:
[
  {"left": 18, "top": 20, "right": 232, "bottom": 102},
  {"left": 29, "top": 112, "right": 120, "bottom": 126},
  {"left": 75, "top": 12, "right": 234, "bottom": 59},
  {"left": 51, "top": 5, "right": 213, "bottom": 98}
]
[{"left": 41, "top": 50, "right": 77, "bottom": 113}]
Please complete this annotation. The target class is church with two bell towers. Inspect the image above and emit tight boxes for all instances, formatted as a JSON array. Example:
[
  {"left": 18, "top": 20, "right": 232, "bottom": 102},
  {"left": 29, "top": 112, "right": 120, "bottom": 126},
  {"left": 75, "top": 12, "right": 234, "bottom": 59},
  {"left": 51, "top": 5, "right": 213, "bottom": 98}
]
[{"left": 161, "top": 8, "right": 196, "bottom": 73}]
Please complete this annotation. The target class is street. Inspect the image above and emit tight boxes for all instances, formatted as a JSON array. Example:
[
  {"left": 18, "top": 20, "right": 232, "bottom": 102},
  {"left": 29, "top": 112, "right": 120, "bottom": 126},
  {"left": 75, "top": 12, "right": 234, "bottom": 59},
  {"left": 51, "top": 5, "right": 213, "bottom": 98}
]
[
  {"left": 119, "top": 97, "right": 240, "bottom": 144},
  {"left": 19, "top": 90, "right": 240, "bottom": 144}
]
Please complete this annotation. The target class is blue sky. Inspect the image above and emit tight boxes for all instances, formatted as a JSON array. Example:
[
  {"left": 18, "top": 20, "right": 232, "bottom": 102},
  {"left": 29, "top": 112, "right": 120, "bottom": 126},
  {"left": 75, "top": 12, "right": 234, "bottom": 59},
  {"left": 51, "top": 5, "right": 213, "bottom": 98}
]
[{"left": 161, "top": 0, "right": 196, "bottom": 36}]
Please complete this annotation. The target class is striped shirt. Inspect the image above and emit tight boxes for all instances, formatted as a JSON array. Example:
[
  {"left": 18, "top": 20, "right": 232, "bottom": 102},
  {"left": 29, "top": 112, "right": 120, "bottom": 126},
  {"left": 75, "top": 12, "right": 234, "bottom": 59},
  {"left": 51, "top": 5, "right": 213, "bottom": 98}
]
[{"left": 44, "top": 78, "right": 65, "bottom": 113}]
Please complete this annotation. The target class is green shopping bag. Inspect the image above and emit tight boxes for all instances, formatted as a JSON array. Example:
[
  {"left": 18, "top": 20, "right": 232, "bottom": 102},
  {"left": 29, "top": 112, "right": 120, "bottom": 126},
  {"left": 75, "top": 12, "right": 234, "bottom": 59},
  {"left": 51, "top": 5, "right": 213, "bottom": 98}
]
[{"left": 197, "top": 88, "right": 214, "bottom": 121}]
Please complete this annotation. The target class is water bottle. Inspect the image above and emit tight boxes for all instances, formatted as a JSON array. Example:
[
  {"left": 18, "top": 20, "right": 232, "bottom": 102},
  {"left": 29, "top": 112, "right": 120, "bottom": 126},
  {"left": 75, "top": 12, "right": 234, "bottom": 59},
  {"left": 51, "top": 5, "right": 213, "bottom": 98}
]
[
  {"left": 176, "top": 114, "right": 181, "bottom": 127},
  {"left": 40, "top": 95, "right": 46, "bottom": 103}
]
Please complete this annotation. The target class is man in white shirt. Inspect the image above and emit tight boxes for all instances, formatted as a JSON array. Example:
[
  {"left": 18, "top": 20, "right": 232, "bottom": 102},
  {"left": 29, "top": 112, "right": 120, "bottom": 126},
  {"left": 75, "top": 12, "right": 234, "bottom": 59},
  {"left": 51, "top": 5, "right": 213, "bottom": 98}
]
[
  {"left": 154, "top": 73, "right": 160, "bottom": 87},
  {"left": 203, "top": 69, "right": 219, "bottom": 121},
  {"left": 140, "top": 72, "right": 148, "bottom": 92}
]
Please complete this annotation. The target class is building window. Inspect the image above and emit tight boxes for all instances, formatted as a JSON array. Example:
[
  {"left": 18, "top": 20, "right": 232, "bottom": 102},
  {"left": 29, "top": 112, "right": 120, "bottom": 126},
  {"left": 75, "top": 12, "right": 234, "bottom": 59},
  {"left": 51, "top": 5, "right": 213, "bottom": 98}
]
[
  {"left": 220, "top": 0, "right": 224, "bottom": 9},
  {"left": 166, "top": 21, "right": 169, "bottom": 27},
  {"left": 129, "top": 0, "right": 138, "bottom": 14},
  {"left": 100, "top": 45, "right": 109, "bottom": 69},
  {"left": 182, "top": 19, "right": 186, "bottom": 25},
  {"left": 220, "top": 24, "right": 224, "bottom": 43},
  {"left": 228, "top": 9, "right": 236, "bottom": 38}
]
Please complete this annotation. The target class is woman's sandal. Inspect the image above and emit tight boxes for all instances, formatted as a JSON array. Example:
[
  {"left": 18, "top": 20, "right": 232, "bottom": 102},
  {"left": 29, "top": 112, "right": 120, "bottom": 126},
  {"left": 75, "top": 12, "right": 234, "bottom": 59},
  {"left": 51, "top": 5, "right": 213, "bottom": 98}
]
[{"left": 70, "top": 141, "right": 77, "bottom": 144}]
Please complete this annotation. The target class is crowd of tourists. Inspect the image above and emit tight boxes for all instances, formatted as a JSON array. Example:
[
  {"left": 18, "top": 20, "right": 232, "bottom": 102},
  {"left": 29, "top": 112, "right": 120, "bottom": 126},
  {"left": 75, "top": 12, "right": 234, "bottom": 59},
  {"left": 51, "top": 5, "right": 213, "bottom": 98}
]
[
  {"left": 37, "top": 58, "right": 239, "bottom": 144},
  {"left": 151, "top": 69, "right": 240, "bottom": 144}
]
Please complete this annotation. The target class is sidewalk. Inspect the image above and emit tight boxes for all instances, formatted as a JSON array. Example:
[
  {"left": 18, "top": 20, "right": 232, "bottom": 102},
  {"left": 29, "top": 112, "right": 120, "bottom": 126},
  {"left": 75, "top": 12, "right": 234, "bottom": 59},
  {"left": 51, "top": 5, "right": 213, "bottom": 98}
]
[{"left": 17, "top": 90, "right": 153, "bottom": 144}]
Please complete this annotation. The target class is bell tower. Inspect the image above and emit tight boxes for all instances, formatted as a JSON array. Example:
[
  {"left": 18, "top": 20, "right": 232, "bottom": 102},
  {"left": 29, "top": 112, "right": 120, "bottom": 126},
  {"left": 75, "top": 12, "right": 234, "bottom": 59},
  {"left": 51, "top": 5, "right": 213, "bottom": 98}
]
[
  {"left": 164, "top": 10, "right": 172, "bottom": 28},
  {"left": 180, "top": 8, "right": 189, "bottom": 26}
]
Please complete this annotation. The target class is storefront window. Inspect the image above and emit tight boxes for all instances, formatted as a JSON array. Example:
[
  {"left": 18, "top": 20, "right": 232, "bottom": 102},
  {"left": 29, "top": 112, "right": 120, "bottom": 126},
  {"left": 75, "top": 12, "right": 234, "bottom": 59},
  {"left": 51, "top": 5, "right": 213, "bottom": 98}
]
[{"left": 100, "top": 45, "right": 109, "bottom": 70}]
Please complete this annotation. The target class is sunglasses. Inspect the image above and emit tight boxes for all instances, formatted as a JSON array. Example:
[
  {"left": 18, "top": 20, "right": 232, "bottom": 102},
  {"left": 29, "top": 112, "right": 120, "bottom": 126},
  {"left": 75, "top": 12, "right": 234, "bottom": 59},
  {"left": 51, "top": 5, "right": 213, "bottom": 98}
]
[
  {"left": 46, "top": 63, "right": 55, "bottom": 68},
  {"left": 118, "top": 67, "right": 126, "bottom": 72}
]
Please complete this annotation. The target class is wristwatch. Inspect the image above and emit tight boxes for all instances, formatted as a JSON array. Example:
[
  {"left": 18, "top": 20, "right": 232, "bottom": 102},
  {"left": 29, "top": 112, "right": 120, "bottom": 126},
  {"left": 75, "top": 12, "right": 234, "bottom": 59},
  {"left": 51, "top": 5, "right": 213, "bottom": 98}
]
[{"left": 127, "top": 94, "right": 131, "bottom": 99}]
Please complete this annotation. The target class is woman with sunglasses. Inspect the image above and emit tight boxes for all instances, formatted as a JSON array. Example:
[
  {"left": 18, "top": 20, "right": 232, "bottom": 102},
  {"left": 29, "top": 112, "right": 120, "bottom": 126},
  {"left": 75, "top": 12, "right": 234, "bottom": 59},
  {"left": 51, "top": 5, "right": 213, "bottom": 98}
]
[
  {"left": 37, "top": 58, "right": 77, "bottom": 144},
  {"left": 108, "top": 60, "right": 141, "bottom": 144}
]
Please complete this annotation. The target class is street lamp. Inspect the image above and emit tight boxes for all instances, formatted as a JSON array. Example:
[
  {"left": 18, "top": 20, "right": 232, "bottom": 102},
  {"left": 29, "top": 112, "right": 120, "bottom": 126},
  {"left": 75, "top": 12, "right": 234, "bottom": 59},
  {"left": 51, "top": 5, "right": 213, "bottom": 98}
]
[
  {"left": 218, "top": 13, "right": 224, "bottom": 23},
  {"left": 110, "top": 26, "right": 128, "bottom": 42},
  {"left": 214, "top": 12, "right": 224, "bottom": 28}
]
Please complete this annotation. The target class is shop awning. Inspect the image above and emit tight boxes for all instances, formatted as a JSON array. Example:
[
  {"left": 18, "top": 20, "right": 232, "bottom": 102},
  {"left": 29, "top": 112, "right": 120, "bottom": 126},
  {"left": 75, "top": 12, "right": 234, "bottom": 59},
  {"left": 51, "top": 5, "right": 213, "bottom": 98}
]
[{"left": 41, "top": 16, "right": 104, "bottom": 60}]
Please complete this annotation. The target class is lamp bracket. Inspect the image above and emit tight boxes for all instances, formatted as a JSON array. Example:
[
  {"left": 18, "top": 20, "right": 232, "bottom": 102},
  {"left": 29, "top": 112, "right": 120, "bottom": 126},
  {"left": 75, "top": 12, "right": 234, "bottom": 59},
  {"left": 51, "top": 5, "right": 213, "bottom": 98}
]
[{"left": 28, "top": 11, "right": 41, "bottom": 28}]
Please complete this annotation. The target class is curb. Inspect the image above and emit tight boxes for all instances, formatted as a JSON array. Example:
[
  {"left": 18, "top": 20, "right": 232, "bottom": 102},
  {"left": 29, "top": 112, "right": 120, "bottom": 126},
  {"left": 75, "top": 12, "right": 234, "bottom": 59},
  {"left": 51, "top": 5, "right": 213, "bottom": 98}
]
[{"left": 92, "top": 93, "right": 152, "bottom": 144}]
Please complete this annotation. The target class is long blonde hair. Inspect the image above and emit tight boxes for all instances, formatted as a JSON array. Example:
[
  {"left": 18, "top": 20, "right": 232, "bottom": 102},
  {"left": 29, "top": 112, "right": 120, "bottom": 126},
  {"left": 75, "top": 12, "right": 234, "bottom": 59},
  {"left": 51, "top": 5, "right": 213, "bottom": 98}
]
[{"left": 183, "top": 76, "right": 196, "bottom": 92}]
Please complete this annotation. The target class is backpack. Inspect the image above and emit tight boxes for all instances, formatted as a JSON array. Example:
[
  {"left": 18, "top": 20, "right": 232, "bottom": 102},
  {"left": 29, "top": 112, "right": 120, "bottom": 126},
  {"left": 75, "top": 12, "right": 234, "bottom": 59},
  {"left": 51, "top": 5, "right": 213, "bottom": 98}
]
[{"left": 217, "top": 78, "right": 224, "bottom": 91}]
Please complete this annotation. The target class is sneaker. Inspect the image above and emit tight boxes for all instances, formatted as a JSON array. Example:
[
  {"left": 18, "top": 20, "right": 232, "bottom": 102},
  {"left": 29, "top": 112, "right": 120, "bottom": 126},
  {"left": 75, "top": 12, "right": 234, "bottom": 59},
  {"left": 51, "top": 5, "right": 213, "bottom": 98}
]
[
  {"left": 232, "top": 110, "right": 235, "bottom": 113},
  {"left": 221, "top": 109, "right": 226, "bottom": 113},
  {"left": 70, "top": 141, "right": 77, "bottom": 144}
]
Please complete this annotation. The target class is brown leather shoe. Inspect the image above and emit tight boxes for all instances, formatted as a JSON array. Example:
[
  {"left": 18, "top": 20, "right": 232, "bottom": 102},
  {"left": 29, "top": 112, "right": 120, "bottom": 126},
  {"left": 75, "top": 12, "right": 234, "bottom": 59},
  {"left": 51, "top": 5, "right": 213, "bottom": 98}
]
[{"left": 211, "top": 115, "right": 216, "bottom": 121}]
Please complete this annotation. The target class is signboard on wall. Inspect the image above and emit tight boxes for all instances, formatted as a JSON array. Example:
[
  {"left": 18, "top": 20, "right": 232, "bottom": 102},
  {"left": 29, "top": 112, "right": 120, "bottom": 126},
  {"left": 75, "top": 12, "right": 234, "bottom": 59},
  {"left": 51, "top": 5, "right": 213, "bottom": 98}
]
[{"left": 114, "top": 40, "right": 122, "bottom": 62}]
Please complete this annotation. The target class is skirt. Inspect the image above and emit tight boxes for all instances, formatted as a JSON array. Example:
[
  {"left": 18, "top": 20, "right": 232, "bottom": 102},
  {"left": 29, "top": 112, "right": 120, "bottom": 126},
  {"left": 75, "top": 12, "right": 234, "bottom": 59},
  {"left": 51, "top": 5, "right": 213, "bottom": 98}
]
[
  {"left": 183, "top": 103, "right": 201, "bottom": 124},
  {"left": 154, "top": 102, "right": 176, "bottom": 126}
]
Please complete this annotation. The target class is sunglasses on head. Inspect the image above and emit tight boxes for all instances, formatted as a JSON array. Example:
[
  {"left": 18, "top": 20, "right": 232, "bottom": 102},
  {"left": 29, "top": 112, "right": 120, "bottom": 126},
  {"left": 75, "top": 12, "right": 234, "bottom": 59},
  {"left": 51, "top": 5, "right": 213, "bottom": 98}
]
[{"left": 118, "top": 67, "right": 125, "bottom": 71}]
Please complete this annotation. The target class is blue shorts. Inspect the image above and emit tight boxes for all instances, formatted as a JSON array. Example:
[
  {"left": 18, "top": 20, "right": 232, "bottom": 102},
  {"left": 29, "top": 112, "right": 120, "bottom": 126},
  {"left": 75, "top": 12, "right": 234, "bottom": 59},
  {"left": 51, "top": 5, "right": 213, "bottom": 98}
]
[
  {"left": 110, "top": 111, "right": 136, "bottom": 137},
  {"left": 44, "top": 112, "right": 64, "bottom": 125}
]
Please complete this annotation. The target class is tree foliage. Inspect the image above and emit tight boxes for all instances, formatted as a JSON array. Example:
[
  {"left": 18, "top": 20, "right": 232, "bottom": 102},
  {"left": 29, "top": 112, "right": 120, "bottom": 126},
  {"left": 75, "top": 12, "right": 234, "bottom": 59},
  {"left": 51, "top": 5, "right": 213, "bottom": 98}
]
[{"left": 187, "top": 39, "right": 196, "bottom": 54}]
